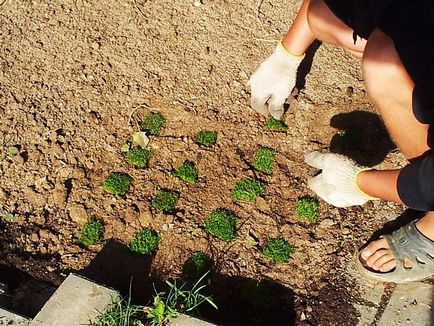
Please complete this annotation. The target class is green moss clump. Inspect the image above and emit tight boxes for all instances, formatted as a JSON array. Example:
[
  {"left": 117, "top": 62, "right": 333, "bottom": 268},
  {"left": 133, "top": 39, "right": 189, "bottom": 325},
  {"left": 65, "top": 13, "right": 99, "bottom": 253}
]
[
  {"left": 205, "top": 209, "right": 237, "bottom": 242},
  {"left": 141, "top": 112, "right": 165, "bottom": 136},
  {"left": 264, "top": 117, "right": 288, "bottom": 132},
  {"left": 195, "top": 130, "right": 217, "bottom": 147},
  {"left": 252, "top": 146, "right": 276, "bottom": 174},
  {"left": 183, "top": 252, "right": 213, "bottom": 281},
  {"left": 263, "top": 238, "right": 295, "bottom": 263},
  {"left": 78, "top": 219, "right": 104, "bottom": 246},
  {"left": 172, "top": 161, "right": 198, "bottom": 184},
  {"left": 231, "top": 177, "right": 265, "bottom": 202},
  {"left": 101, "top": 172, "right": 132, "bottom": 196},
  {"left": 295, "top": 196, "right": 319, "bottom": 223},
  {"left": 335, "top": 129, "right": 361, "bottom": 149},
  {"left": 151, "top": 189, "right": 179, "bottom": 213},
  {"left": 129, "top": 228, "right": 160, "bottom": 254},
  {"left": 126, "top": 147, "right": 152, "bottom": 168}
]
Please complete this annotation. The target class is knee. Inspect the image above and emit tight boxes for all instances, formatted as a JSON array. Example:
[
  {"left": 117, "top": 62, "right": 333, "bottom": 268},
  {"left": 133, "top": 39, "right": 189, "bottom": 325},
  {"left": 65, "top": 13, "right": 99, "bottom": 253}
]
[
  {"left": 306, "top": 0, "right": 326, "bottom": 37},
  {"left": 362, "top": 30, "right": 403, "bottom": 101}
]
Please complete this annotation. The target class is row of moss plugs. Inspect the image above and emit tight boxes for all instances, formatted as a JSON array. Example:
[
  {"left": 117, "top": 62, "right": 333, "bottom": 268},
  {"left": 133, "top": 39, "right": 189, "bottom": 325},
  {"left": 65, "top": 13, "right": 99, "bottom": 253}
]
[{"left": 78, "top": 113, "right": 320, "bottom": 264}]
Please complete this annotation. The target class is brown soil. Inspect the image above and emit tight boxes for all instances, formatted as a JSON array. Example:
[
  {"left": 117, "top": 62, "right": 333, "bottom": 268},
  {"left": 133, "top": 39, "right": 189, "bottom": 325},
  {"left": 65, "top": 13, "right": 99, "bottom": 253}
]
[{"left": 0, "top": 0, "right": 408, "bottom": 324}]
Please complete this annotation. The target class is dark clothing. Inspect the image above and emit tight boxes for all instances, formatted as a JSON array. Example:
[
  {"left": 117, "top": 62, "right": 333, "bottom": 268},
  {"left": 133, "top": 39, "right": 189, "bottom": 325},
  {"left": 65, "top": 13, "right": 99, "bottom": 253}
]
[{"left": 324, "top": 0, "right": 434, "bottom": 210}]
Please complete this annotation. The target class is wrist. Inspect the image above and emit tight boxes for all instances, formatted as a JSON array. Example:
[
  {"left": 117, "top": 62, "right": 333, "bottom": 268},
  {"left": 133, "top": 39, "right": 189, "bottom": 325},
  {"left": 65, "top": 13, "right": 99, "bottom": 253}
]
[
  {"left": 278, "top": 40, "right": 305, "bottom": 60},
  {"left": 354, "top": 168, "right": 380, "bottom": 201}
]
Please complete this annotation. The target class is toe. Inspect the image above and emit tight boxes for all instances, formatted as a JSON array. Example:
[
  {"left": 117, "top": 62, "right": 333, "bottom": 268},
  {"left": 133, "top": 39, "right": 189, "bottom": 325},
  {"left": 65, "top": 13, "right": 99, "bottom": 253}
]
[
  {"left": 379, "top": 259, "right": 397, "bottom": 272},
  {"left": 371, "top": 253, "right": 395, "bottom": 271},
  {"left": 365, "top": 249, "right": 389, "bottom": 268},
  {"left": 361, "top": 238, "right": 389, "bottom": 260}
]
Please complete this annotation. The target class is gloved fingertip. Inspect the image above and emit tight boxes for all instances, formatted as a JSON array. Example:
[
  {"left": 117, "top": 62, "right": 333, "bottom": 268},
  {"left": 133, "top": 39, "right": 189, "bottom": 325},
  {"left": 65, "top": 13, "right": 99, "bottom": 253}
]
[{"left": 304, "top": 151, "right": 324, "bottom": 169}]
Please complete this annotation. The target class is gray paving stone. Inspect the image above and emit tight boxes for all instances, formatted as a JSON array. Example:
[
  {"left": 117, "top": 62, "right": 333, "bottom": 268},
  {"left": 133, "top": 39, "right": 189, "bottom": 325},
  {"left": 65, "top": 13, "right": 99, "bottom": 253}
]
[
  {"left": 169, "top": 314, "right": 217, "bottom": 326},
  {"left": 0, "top": 307, "right": 30, "bottom": 326},
  {"left": 31, "top": 273, "right": 119, "bottom": 326},
  {"left": 346, "top": 257, "right": 386, "bottom": 326},
  {"left": 378, "top": 282, "right": 434, "bottom": 326}
]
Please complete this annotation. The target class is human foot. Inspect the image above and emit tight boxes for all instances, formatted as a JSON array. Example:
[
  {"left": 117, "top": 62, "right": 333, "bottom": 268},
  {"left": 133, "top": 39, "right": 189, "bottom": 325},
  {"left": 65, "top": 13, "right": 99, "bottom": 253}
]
[{"left": 356, "top": 213, "right": 434, "bottom": 283}]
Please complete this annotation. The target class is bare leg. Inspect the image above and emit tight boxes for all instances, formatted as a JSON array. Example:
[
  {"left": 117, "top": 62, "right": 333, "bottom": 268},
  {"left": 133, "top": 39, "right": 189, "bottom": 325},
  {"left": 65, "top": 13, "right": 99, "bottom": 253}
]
[
  {"left": 281, "top": 0, "right": 366, "bottom": 58},
  {"left": 360, "top": 29, "right": 433, "bottom": 272},
  {"left": 306, "top": 0, "right": 367, "bottom": 57},
  {"left": 306, "top": 3, "right": 434, "bottom": 272}
]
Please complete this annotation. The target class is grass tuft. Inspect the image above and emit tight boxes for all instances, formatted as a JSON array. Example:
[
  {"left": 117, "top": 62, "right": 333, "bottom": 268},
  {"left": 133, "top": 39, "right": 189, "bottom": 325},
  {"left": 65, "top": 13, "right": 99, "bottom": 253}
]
[
  {"left": 232, "top": 177, "right": 265, "bottom": 202},
  {"left": 264, "top": 117, "right": 288, "bottom": 132},
  {"left": 172, "top": 161, "right": 198, "bottom": 184},
  {"left": 141, "top": 112, "right": 165, "bottom": 136},
  {"left": 252, "top": 146, "right": 276, "bottom": 174},
  {"left": 151, "top": 189, "right": 179, "bottom": 213},
  {"left": 183, "top": 252, "right": 213, "bottom": 281},
  {"left": 126, "top": 147, "right": 152, "bottom": 168},
  {"left": 263, "top": 238, "right": 295, "bottom": 263},
  {"left": 295, "top": 196, "right": 319, "bottom": 223},
  {"left": 77, "top": 219, "right": 104, "bottom": 246},
  {"left": 195, "top": 130, "right": 217, "bottom": 147},
  {"left": 205, "top": 209, "right": 237, "bottom": 242},
  {"left": 101, "top": 172, "right": 132, "bottom": 196},
  {"left": 129, "top": 228, "right": 160, "bottom": 255}
]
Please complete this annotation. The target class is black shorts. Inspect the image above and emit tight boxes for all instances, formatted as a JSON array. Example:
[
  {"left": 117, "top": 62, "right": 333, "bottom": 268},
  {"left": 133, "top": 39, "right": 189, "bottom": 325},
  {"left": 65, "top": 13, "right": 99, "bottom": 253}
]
[{"left": 324, "top": 0, "right": 434, "bottom": 211}]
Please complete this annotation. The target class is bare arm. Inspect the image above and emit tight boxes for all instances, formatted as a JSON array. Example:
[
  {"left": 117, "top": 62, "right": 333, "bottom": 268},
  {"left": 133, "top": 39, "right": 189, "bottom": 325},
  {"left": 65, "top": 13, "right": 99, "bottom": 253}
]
[
  {"left": 282, "top": 0, "right": 316, "bottom": 56},
  {"left": 356, "top": 169, "right": 403, "bottom": 203}
]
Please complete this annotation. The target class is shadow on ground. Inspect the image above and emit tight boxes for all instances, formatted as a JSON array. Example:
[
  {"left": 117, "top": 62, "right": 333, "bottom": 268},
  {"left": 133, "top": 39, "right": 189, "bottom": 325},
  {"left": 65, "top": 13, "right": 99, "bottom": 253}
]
[{"left": 329, "top": 110, "right": 396, "bottom": 166}]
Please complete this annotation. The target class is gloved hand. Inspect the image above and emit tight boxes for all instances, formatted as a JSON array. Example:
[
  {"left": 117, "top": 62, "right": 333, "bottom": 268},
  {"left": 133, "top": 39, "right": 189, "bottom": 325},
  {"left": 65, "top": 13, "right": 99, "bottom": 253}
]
[
  {"left": 248, "top": 41, "right": 304, "bottom": 119},
  {"left": 304, "top": 151, "right": 378, "bottom": 208}
]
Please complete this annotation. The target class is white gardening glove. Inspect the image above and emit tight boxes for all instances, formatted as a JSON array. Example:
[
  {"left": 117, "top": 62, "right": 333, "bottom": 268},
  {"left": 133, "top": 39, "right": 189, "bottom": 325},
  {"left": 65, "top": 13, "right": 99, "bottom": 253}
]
[
  {"left": 248, "top": 41, "right": 304, "bottom": 119},
  {"left": 304, "top": 151, "right": 378, "bottom": 208}
]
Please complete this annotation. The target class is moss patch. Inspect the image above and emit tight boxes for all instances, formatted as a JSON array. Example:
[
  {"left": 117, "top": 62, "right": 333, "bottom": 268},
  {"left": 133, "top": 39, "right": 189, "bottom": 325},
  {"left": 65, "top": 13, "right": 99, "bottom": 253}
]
[
  {"left": 78, "top": 219, "right": 104, "bottom": 246},
  {"left": 126, "top": 147, "right": 152, "bottom": 168},
  {"left": 101, "top": 172, "right": 132, "bottom": 196},
  {"left": 295, "top": 196, "right": 319, "bottom": 223},
  {"left": 195, "top": 130, "right": 217, "bottom": 147},
  {"left": 263, "top": 238, "right": 295, "bottom": 263},
  {"left": 232, "top": 177, "right": 265, "bottom": 202},
  {"left": 129, "top": 228, "right": 160, "bottom": 255},
  {"left": 141, "top": 112, "right": 165, "bottom": 136},
  {"left": 264, "top": 117, "right": 288, "bottom": 132},
  {"left": 172, "top": 161, "right": 198, "bottom": 184},
  {"left": 252, "top": 146, "right": 276, "bottom": 174},
  {"left": 151, "top": 189, "right": 179, "bottom": 213},
  {"left": 205, "top": 209, "right": 237, "bottom": 242}
]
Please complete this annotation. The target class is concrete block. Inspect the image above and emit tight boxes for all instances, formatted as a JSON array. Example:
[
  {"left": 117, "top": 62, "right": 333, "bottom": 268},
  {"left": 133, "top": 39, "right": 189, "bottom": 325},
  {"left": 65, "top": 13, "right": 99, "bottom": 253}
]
[
  {"left": 31, "top": 273, "right": 119, "bottom": 326},
  {"left": 170, "top": 314, "right": 217, "bottom": 326},
  {"left": 0, "top": 307, "right": 30, "bottom": 325},
  {"left": 346, "top": 257, "right": 386, "bottom": 326},
  {"left": 377, "top": 282, "right": 434, "bottom": 326}
]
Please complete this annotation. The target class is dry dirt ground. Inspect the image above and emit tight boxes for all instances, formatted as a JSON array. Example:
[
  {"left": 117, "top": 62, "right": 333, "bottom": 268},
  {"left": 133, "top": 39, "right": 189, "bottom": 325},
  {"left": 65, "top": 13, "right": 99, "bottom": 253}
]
[{"left": 0, "top": 0, "right": 409, "bottom": 324}]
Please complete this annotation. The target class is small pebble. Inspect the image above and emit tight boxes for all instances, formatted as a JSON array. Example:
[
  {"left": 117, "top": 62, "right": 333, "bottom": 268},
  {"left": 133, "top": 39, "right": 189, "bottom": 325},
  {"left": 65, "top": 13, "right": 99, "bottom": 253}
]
[{"left": 193, "top": 0, "right": 201, "bottom": 6}]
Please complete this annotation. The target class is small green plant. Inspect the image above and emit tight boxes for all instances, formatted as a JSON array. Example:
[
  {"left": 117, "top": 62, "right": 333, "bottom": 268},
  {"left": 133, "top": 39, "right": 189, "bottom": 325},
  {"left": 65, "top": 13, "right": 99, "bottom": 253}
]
[
  {"left": 296, "top": 196, "right": 319, "bottom": 223},
  {"left": 263, "top": 238, "right": 295, "bottom": 263},
  {"left": 126, "top": 147, "right": 152, "bottom": 168},
  {"left": 141, "top": 112, "right": 165, "bottom": 136},
  {"left": 335, "top": 129, "right": 361, "bottom": 149},
  {"left": 232, "top": 177, "right": 265, "bottom": 202},
  {"left": 194, "top": 130, "right": 217, "bottom": 147},
  {"left": 77, "top": 219, "right": 104, "bottom": 246},
  {"left": 151, "top": 189, "right": 179, "bottom": 213},
  {"left": 205, "top": 209, "right": 237, "bottom": 242},
  {"left": 264, "top": 117, "right": 288, "bottom": 132},
  {"left": 95, "top": 282, "right": 145, "bottom": 326},
  {"left": 172, "top": 161, "right": 198, "bottom": 184},
  {"left": 101, "top": 172, "right": 132, "bottom": 196},
  {"left": 252, "top": 146, "right": 276, "bottom": 174},
  {"left": 129, "top": 228, "right": 160, "bottom": 255},
  {"left": 183, "top": 252, "right": 213, "bottom": 281},
  {"left": 145, "top": 272, "right": 217, "bottom": 325}
]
